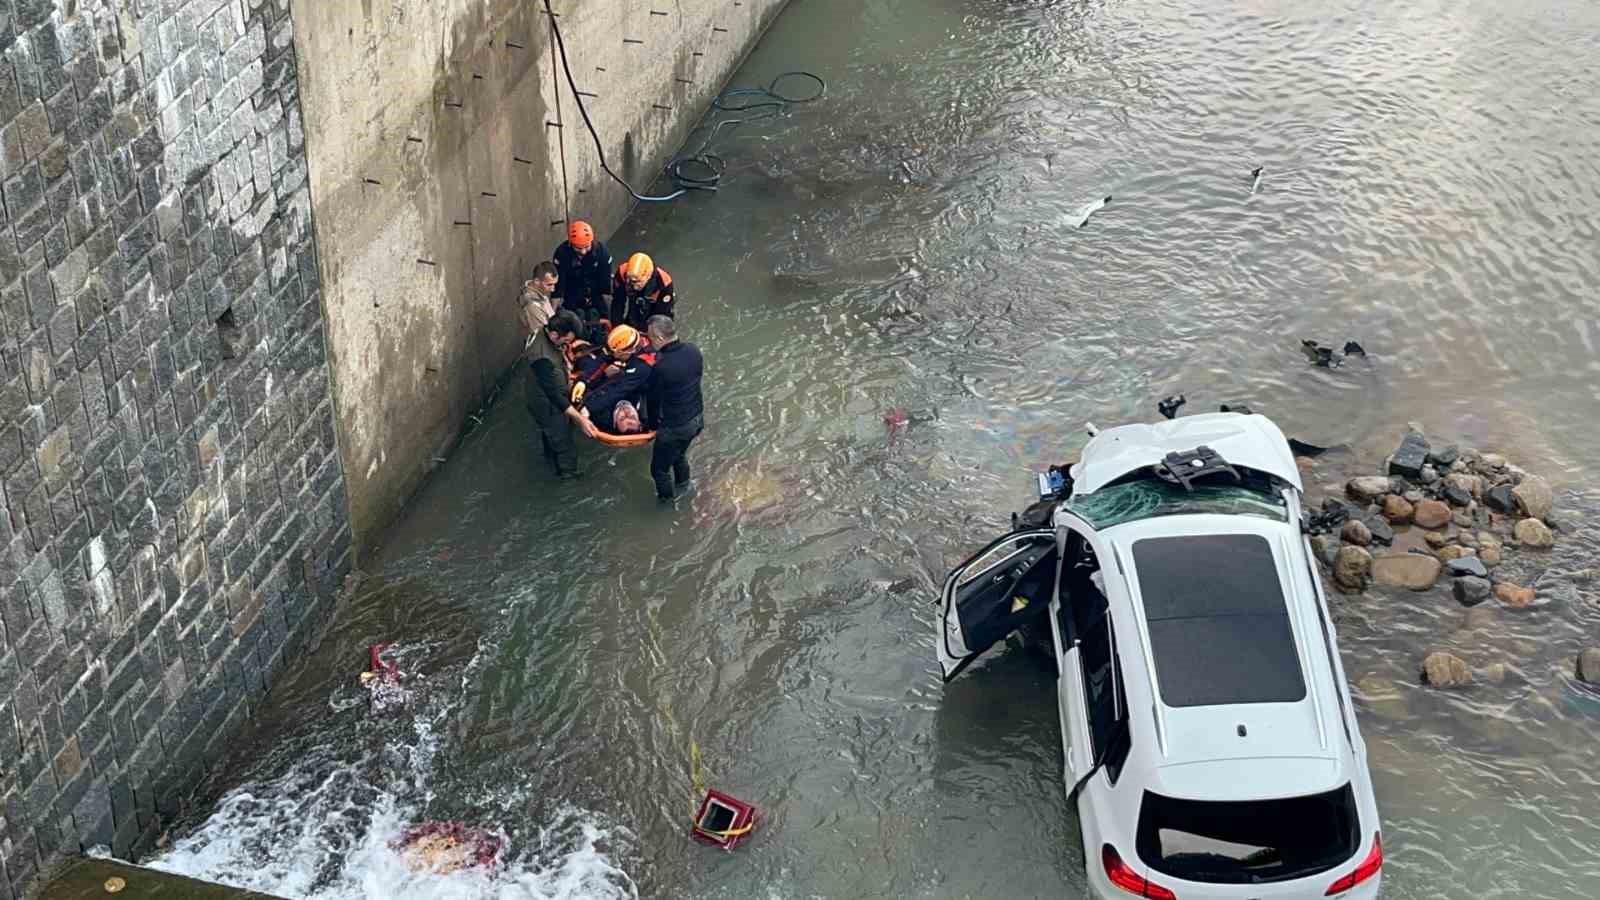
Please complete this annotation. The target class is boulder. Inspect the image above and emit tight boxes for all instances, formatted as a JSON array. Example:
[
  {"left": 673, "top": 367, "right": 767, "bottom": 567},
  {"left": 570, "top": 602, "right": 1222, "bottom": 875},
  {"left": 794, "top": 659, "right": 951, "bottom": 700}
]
[
  {"left": 1372, "top": 553, "right": 1442, "bottom": 591},
  {"left": 1427, "top": 444, "right": 1460, "bottom": 467},
  {"left": 1513, "top": 518, "right": 1554, "bottom": 548},
  {"left": 1388, "top": 431, "right": 1430, "bottom": 480},
  {"left": 1310, "top": 534, "right": 1338, "bottom": 567},
  {"left": 1333, "top": 545, "right": 1373, "bottom": 590},
  {"left": 1364, "top": 516, "right": 1395, "bottom": 546},
  {"left": 1382, "top": 495, "right": 1414, "bottom": 524},
  {"left": 1346, "top": 476, "right": 1392, "bottom": 503},
  {"left": 1442, "top": 484, "right": 1472, "bottom": 507},
  {"left": 1494, "top": 582, "right": 1536, "bottom": 608},
  {"left": 1443, "top": 472, "right": 1482, "bottom": 498},
  {"left": 1452, "top": 576, "right": 1492, "bottom": 606},
  {"left": 1340, "top": 519, "right": 1372, "bottom": 547},
  {"left": 1511, "top": 475, "right": 1553, "bottom": 520},
  {"left": 1421, "top": 651, "right": 1472, "bottom": 688},
  {"left": 1413, "top": 499, "right": 1451, "bottom": 529},
  {"left": 1577, "top": 648, "right": 1600, "bottom": 685},
  {"left": 1437, "top": 545, "right": 1473, "bottom": 562},
  {"left": 1478, "top": 545, "right": 1502, "bottom": 567},
  {"left": 1446, "top": 557, "right": 1488, "bottom": 579},
  {"left": 1484, "top": 484, "right": 1517, "bottom": 513},
  {"left": 1419, "top": 464, "right": 1440, "bottom": 484},
  {"left": 1423, "top": 530, "right": 1449, "bottom": 548}
]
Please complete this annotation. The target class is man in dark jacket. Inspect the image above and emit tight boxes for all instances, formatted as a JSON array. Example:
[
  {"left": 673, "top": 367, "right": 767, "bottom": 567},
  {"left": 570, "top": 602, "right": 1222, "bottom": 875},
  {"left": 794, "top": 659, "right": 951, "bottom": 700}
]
[
  {"left": 644, "top": 315, "right": 704, "bottom": 500},
  {"left": 524, "top": 310, "right": 588, "bottom": 478},
  {"left": 552, "top": 220, "right": 613, "bottom": 339}
]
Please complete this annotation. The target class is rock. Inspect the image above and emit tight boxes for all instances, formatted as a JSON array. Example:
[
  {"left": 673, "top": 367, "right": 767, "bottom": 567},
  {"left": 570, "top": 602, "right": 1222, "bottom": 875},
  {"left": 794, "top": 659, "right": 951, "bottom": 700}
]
[
  {"left": 1446, "top": 557, "right": 1488, "bottom": 579},
  {"left": 1437, "top": 545, "right": 1472, "bottom": 561},
  {"left": 1334, "top": 545, "right": 1373, "bottom": 590},
  {"left": 1310, "top": 535, "right": 1338, "bottom": 567},
  {"left": 1457, "top": 531, "right": 1478, "bottom": 548},
  {"left": 1388, "top": 430, "right": 1430, "bottom": 480},
  {"left": 1480, "top": 452, "right": 1508, "bottom": 471},
  {"left": 1427, "top": 444, "right": 1460, "bottom": 467},
  {"left": 1413, "top": 499, "right": 1451, "bottom": 529},
  {"left": 1340, "top": 519, "right": 1372, "bottom": 547},
  {"left": 1511, "top": 475, "right": 1554, "bottom": 520},
  {"left": 1543, "top": 510, "right": 1569, "bottom": 532},
  {"left": 1423, "top": 530, "right": 1449, "bottom": 548},
  {"left": 1452, "top": 576, "right": 1492, "bottom": 606},
  {"left": 1403, "top": 489, "right": 1425, "bottom": 504},
  {"left": 1372, "top": 553, "right": 1442, "bottom": 590},
  {"left": 1382, "top": 495, "right": 1414, "bottom": 524},
  {"left": 1494, "top": 582, "right": 1536, "bottom": 608},
  {"left": 1484, "top": 484, "right": 1517, "bottom": 513},
  {"left": 1451, "top": 511, "right": 1473, "bottom": 528},
  {"left": 1346, "top": 476, "right": 1392, "bottom": 503},
  {"left": 1482, "top": 662, "right": 1507, "bottom": 684},
  {"left": 1442, "top": 484, "right": 1472, "bottom": 507},
  {"left": 1419, "top": 464, "right": 1440, "bottom": 484},
  {"left": 1513, "top": 518, "right": 1554, "bottom": 548},
  {"left": 1444, "top": 472, "right": 1482, "bottom": 498},
  {"left": 1478, "top": 545, "right": 1502, "bottom": 567},
  {"left": 1577, "top": 649, "right": 1600, "bottom": 685},
  {"left": 1422, "top": 651, "right": 1472, "bottom": 687},
  {"left": 1477, "top": 531, "right": 1501, "bottom": 548},
  {"left": 1364, "top": 516, "right": 1395, "bottom": 546}
]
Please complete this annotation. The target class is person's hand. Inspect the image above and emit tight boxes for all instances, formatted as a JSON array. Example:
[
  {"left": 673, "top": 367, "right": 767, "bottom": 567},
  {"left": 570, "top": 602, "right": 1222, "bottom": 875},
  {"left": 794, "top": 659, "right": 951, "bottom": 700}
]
[
  {"left": 604, "top": 364, "right": 622, "bottom": 378},
  {"left": 580, "top": 419, "right": 600, "bottom": 439}
]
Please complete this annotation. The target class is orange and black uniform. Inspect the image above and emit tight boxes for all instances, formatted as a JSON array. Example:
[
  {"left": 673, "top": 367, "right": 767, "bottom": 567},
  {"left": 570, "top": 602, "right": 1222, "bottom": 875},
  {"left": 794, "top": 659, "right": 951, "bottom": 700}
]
[{"left": 610, "top": 267, "right": 675, "bottom": 331}]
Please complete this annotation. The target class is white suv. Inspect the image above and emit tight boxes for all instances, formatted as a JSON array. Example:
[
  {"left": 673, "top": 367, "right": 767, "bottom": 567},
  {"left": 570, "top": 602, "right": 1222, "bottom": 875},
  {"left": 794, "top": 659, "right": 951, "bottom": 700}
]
[{"left": 938, "top": 413, "right": 1383, "bottom": 898}]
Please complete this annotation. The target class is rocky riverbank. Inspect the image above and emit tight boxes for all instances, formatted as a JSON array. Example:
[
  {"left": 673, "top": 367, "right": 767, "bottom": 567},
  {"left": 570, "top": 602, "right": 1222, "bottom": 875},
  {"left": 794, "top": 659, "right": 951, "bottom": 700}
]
[{"left": 1301, "top": 429, "right": 1598, "bottom": 689}]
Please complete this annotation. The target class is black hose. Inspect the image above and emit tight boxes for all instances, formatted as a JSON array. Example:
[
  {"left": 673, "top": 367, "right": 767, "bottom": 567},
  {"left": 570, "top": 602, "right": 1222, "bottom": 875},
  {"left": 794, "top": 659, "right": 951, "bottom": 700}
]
[{"left": 542, "top": 1, "right": 824, "bottom": 202}]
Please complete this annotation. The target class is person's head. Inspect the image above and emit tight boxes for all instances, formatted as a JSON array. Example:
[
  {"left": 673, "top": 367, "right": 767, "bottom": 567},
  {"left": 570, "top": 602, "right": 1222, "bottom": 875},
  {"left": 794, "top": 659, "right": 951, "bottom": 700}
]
[
  {"left": 606, "top": 324, "right": 641, "bottom": 361},
  {"left": 620, "top": 253, "right": 654, "bottom": 291},
  {"left": 567, "top": 221, "right": 594, "bottom": 254},
  {"left": 612, "top": 401, "right": 641, "bottom": 434},
  {"left": 545, "top": 310, "right": 582, "bottom": 346},
  {"left": 646, "top": 314, "right": 677, "bottom": 348},
  {"left": 530, "top": 262, "right": 558, "bottom": 296}
]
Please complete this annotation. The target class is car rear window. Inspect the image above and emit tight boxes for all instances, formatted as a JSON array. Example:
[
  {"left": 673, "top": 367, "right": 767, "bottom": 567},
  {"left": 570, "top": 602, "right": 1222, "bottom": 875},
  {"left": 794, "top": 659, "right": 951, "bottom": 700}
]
[
  {"left": 1137, "top": 785, "right": 1360, "bottom": 884},
  {"left": 1131, "top": 534, "right": 1306, "bottom": 707}
]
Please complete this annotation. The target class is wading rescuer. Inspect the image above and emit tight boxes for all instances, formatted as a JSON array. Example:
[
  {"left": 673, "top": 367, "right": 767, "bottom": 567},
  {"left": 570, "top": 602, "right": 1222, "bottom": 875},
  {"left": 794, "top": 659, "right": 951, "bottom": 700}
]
[
  {"left": 524, "top": 310, "right": 590, "bottom": 479},
  {"left": 611, "top": 253, "right": 675, "bottom": 331},
  {"left": 578, "top": 325, "right": 656, "bottom": 437},
  {"left": 553, "top": 220, "right": 613, "bottom": 338},
  {"left": 516, "top": 263, "right": 560, "bottom": 346},
  {"left": 644, "top": 315, "right": 704, "bottom": 501}
]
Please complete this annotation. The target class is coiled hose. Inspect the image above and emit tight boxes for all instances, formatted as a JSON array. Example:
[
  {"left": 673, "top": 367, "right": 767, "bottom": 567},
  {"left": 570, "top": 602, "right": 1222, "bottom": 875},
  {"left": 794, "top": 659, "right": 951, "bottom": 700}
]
[{"left": 544, "top": 0, "right": 824, "bottom": 202}]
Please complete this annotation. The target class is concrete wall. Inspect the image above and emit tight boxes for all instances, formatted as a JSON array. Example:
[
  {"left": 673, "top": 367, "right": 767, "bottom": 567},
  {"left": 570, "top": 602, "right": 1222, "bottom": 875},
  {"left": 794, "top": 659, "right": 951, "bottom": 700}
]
[
  {"left": 294, "top": 0, "right": 790, "bottom": 555},
  {"left": 0, "top": 1, "right": 351, "bottom": 897}
]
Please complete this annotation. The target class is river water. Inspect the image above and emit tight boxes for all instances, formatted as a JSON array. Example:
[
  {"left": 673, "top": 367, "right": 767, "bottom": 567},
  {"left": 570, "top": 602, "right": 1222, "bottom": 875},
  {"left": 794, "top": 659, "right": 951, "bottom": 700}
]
[{"left": 145, "top": 0, "right": 1600, "bottom": 897}]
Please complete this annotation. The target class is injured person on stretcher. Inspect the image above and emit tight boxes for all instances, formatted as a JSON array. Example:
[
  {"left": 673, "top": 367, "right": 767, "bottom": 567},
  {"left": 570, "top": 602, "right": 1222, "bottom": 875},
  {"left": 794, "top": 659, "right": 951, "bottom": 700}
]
[{"left": 569, "top": 324, "right": 658, "bottom": 446}]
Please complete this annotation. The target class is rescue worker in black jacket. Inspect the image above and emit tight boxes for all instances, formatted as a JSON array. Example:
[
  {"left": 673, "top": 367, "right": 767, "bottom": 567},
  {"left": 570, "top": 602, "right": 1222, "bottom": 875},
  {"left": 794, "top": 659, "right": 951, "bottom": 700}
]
[
  {"left": 611, "top": 253, "right": 675, "bottom": 331},
  {"left": 644, "top": 315, "right": 704, "bottom": 500},
  {"left": 552, "top": 220, "right": 613, "bottom": 340},
  {"left": 523, "top": 310, "right": 589, "bottom": 478}
]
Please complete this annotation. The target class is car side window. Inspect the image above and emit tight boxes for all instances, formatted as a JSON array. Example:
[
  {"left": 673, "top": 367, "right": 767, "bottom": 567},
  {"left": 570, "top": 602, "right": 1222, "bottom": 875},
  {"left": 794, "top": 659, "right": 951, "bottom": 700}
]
[{"left": 1077, "top": 588, "right": 1132, "bottom": 783}]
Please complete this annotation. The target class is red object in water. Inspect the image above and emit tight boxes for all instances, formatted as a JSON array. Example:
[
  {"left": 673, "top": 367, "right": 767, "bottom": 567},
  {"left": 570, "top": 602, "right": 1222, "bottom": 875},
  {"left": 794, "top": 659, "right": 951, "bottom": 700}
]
[
  {"left": 369, "top": 642, "right": 401, "bottom": 680},
  {"left": 690, "top": 789, "right": 759, "bottom": 850},
  {"left": 391, "top": 820, "right": 504, "bottom": 873},
  {"left": 884, "top": 408, "right": 909, "bottom": 430}
]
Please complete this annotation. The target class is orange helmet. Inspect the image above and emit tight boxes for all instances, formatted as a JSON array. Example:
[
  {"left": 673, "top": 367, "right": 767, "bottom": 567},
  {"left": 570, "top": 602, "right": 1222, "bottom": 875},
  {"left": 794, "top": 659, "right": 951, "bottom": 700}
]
[
  {"left": 606, "top": 324, "right": 641, "bottom": 354},
  {"left": 620, "top": 252, "right": 654, "bottom": 281},
  {"left": 567, "top": 220, "right": 594, "bottom": 249}
]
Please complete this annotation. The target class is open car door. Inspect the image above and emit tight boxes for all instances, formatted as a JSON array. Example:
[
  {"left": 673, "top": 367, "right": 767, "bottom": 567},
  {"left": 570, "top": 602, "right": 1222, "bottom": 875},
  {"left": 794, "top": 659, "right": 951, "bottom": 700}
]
[{"left": 937, "top": 528, "right": 1058, "bottom": 681}]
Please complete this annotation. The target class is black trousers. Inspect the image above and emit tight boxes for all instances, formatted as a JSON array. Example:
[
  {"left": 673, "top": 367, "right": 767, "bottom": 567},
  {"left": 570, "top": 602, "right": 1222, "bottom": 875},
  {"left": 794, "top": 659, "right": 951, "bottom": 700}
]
[
  {"left": 523, "top": 367, "right": 577, "bottom": 476},
  {"left": 650, "top": 415, "right": 703, "bottom": 499}
]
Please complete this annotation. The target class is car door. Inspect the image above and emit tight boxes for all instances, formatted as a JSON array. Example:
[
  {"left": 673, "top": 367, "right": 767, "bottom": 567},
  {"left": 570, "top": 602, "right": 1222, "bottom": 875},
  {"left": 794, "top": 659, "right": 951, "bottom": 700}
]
[
  {"left": 1048, "top": 522, "right": 1100, "bottom": 784},
  {"left": 937, "top": 528, "right": 1057, "bottom": 681}
]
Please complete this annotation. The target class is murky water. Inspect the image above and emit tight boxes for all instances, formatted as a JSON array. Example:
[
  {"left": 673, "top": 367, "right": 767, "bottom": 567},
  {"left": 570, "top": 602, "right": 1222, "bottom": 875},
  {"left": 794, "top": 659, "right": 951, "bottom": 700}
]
[{"left": 146, "top": 0, "right": 1600, "bottom": 897}]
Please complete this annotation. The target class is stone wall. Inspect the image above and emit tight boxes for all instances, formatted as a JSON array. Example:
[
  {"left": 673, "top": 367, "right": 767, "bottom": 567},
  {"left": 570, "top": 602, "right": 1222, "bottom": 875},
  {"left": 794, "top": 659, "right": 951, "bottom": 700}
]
[
  {"left": 0, "top": 1, "right": 350, "bottom": 897},
  {"left": 294, "top": 0, "right": 791, "bottom": 555}
]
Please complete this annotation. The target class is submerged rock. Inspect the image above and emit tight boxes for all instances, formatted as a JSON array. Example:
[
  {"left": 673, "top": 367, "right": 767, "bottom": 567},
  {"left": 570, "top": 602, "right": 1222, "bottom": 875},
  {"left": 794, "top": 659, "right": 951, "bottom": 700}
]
[
  {"left": 1341, "top": 519, "right": 1372, "bottom": 547},
  {"left": 1478, "top": 545, "right": 1502, "bottom": 568},
  {"left": 1421, "top": 651, "right": 1472, "bottom": 688},
  {"left": 1494, "top": 582, "right": 1536, "bottom": 608},
  {"left": 1485, "top": 484, "right": 1517, "bottom": 514},
  {"left": 1512, "top": 475, "right": 1554, "bottom": 520},
  {"left": 1446, "top": 557, "right": 1489, "bottom": 579},
  {"left": 1388, "top": 431, "right": 1430, "bottom": 480},
  {"left": 1452, "top": 576, "right": 1492, "bottom": 606},
  {"left": 1577, "top": 648, "right": 1600, "bottom": 685},
  {"left": 1334, "top": 545, "right": 1373, "bottom": 590},
  {"left": 1513, "top": 518, "right": 1554, "bottom": 548},
  {"left": 1372, "top": 553, "right": 1442, "bottom": 590}
]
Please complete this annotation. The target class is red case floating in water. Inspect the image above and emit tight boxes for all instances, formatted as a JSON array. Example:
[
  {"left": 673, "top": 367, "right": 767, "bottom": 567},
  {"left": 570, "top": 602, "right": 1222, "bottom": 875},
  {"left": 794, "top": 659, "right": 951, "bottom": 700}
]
[{"left": 690, "top": 789, "right": 758, "bottom": 850}]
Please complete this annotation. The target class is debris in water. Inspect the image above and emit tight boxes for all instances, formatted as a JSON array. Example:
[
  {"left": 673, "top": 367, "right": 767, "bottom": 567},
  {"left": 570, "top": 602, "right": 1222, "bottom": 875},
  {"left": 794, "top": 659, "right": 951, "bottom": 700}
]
[
  {"left": 1250, "top": 166, "right": 1264, "bottom": 194},
  {"left": 1074, "top": 195, "right": 1111, "bottom": 228},
  {"left": 1220, "top": 402, "right": 1254, "bottom": 415},
  {"left": 392, "top": 820, "right": 504, "bottom": 874},
  {"left": 1157, "top": 394, "right": 1186, "bottom": 420},
  {"left": 1301, "top": 338, "right": 1367, "bottom": 368},
  {"left": 691, "top": 788, "right": 759, "bottom": 851}
]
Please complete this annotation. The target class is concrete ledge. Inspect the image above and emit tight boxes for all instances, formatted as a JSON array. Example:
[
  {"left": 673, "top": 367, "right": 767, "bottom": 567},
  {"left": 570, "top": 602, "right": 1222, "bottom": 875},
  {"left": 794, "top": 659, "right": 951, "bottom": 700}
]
[{"left": 38, "top": 859, "right": 283, "bottom": 900}]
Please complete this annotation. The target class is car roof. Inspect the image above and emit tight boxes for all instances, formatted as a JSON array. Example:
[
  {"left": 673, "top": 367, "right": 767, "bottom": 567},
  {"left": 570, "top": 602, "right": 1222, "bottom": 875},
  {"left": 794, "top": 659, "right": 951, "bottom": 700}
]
[
  {"left": 1089, "top": 512, "right": 1355, "bottom": 800},
  {"left": 1070, "top": 412, "right": 1304, "bottom": 495}
]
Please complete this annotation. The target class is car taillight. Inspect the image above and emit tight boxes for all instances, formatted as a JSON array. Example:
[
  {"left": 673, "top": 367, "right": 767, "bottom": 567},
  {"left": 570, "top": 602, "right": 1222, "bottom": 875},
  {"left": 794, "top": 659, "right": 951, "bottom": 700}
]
[
  {"left": 1325, "top": 832, "right": 1382, "bottom": 895},
  {"left": 1102, "top": 844, "right": 1177, "bottom": 900}
]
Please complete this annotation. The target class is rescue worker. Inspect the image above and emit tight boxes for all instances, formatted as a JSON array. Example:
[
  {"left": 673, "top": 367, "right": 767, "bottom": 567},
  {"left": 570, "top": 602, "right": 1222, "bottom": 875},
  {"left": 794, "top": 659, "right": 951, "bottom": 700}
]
[
  {"left": 552, "top": 220, "right": 614, "bottom": 338},
  {"left": 524, "top": 310, "right": 590, "bottom": 478},
  {"left": 577, "top": 325, "right": 657, "bottom": 438},
  {"left": 516, "top": 262, "right": 560, "bottom": 348},
  {"left": 610, "top": 253, "right": 675, "bottom": 331},
  {"left": 644, "top": 315, "right": 704, "bottom": 500}
]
